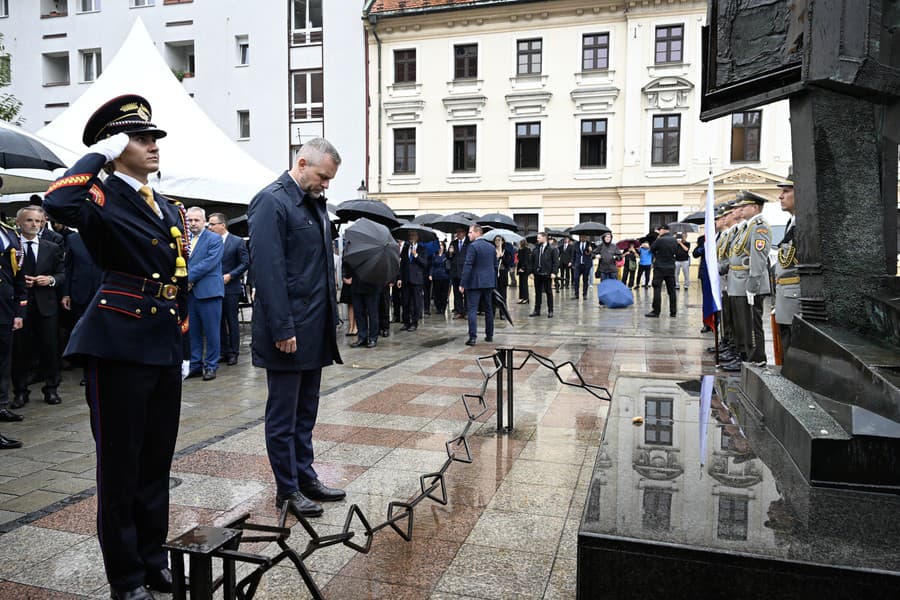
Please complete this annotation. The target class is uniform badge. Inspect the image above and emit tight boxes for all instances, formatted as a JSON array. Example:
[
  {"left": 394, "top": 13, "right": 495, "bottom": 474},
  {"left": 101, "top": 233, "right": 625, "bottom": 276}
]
[
  {"left": 88, "top": 184, "right": 106, "bottom": 206},
  {"left": 755, "top": 239, "right": 767, "bottom": 252}
]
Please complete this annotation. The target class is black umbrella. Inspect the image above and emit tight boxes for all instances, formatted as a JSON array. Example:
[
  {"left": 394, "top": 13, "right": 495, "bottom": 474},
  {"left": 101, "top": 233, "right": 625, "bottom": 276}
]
[
  {"left": 668, "top": 221, "right": 698, "bottom": 234},
  {"left": 682, "top": 211, "right": 706, "bottom": 225},
  {"left": 336, "top": 198, "right": 401, "bottom": 228},
  {"left": 570, "top": 222, "right": 612, "bottom": 236},
  {"left": 546, "top": 228, "right": 570, "bottom": 238},
  {"left": 477, "top": 213, "right": 519, "bottom": 231},
  {"left": 0, "top": 125, "right": 67, "bottom": 171},
  {"left": 411, "top": 213, "right": 442, "bottom": 225},
  {"left": 455, "top": 211, "right": 480, "bottom": 222},
  {"left": 344, "top": 218, "right": 401, "bottom": 286},
  {"left": 227, "top": 214, "right": 249, "bottom": 237},
  {"left": 493, "top": 290, "right": 514, "bottom": 327},
  {"left": 392, "top": 223, "right": 438, "bottom": 243},
  {"left": 430, "top": 212, "right": 474, "bottom": 234}
]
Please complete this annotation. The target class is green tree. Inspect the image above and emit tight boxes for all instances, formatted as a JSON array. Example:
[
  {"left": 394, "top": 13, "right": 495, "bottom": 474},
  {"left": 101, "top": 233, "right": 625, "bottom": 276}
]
[{"left": 0, "top": 32, "right": 24, "bottom": 125}]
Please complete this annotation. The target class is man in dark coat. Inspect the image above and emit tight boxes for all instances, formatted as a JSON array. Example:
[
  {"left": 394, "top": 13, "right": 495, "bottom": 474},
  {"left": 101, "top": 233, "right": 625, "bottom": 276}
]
[
  {"left": 398, "top": 230, "right": 430, "bottom": 332},
  {"left": 208, "top": 213, "right": 249, "bottom": 366},
  {"left": 557, "top": 236, "right": 573, "bottom": 290},
  {"left": 448, "top": 228, "right": 469, "bottom": 318},
  {"left": 0, "top": 221, "right": 26, "bottom": 438},
  {"left": 248, "top": 137, "right": 345, "bottom": 521},
  {"left": 44, "top": 94, "right": 189, "bottom": 600},
  {"left": 646, "top": 223, "right": 678, "bottom": 318},
  {"left": 530, "top": 231, "right": 559, "bottom": 318},
  {"left": 61, "top": 231, "right": 104, "bottom": 326},
  {"left": 11, "top": 206, "right": 65, "bottom": 408},
  {"left": 460, "top": 225, "right": 498, "bottom": 345},
  {"left": 572, "top": 236, "right": 595, "bottom": 298}
]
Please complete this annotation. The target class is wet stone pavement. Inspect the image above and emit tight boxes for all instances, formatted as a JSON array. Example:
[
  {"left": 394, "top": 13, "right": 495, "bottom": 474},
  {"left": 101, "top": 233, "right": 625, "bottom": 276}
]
[{"left": 0, "top": 284, "right": 717, "bottom": 598}]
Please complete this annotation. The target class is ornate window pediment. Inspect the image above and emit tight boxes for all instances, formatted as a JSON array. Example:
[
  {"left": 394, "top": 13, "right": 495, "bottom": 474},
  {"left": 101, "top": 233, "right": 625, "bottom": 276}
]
[
  {"left": 505, "top": 91, "right": 551, "bottom": 119},
  {"left": 570, "top": 86, "right": 619, "bottom": 115},
  {"left": 442, "top": 95, "right": 487, "bottom": 121},
  {"left": 384, "top": 99, "right": 425, "bottom": 125},
  {"left": 642, "top": 76, "right": 693, "bottom": 111}
]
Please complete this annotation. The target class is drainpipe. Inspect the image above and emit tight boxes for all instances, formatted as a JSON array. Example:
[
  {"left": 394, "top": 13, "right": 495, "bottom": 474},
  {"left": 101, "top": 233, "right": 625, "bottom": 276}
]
[{"left": 368, "top": 13, "right": 383, "bottom": 194}]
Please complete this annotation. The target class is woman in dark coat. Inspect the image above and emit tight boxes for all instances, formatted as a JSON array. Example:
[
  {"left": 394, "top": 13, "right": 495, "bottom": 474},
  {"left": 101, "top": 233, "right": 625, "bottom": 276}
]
[
  {"left": 429, "top": 241, "right": 451, "bottom": 314},
  {"left": 516, "top": 239, "right": 532, "bottom": 304},
  {"left": 595, "top": 232, "right": 621, "bottom": 281}
]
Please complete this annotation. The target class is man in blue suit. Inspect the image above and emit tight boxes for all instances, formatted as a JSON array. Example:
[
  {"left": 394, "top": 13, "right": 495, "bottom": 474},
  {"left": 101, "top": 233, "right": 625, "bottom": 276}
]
[
  {"left": 572, "top": 238, "right": 594, "bottom": 299},
  {"left": 460, "top": 224, "right": 498, "bottom": 346},
  {"left": 398, "top": 230, "right": 429, "bottom": 332},
  {"left": 186, "top": 207, "right": 224, "bottom": 380},
  {"left": 248, "top": 137, "right": 345, "bottom": 520},
  {"left": 208, "top": 213, "right": 249, "bottom": 366}
]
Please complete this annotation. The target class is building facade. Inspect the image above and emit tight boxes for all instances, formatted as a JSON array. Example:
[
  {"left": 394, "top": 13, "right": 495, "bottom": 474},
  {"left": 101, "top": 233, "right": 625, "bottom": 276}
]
[
  {"left": 0, "top": 0, "right": 368, "bottom": 203},
  {"left": 363, "top": 0, "right": 794, "bottom": 237}
]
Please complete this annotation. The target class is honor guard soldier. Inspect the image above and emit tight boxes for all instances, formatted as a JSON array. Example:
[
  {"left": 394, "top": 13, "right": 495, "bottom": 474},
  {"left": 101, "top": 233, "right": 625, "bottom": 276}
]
[
  {"left": 773, "top": 172, "right": 799, "bottom": 355},
  {"left": 0, "top": 222, "right": 26, "bottom": 444},
  {"left": 43, "top": 94, "right": 188, "bottom": 600},
  {"left": 717, "top": 203, "right": 743, "bottom": 370},
  {"left": 729, "top": 190, "right": 772, "bottom": 367}
]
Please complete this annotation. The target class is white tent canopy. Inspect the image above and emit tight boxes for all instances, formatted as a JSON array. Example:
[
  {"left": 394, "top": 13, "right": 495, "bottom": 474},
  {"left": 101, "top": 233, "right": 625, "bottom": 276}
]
[{"left": 38, "top": 18, "right": 275, "bottom": 206}]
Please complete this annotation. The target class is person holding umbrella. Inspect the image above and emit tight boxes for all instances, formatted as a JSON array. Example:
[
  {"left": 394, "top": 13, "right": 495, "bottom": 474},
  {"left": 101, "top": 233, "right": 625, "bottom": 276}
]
[
  {"left": 594, "top": 232, "right": 620, "bottom": 283},
  {"left": 345, "top": 260, "right": 381, "bottom": 348},
  {"left": 429, "top": 241, "right": 451, "bottom": 315},
  {"left": 460, "top": 224, "right": 498, "bottom": 345}
]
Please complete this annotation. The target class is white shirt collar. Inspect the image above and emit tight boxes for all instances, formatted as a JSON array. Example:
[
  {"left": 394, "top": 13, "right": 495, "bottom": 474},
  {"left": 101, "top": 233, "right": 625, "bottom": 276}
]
[{"left": 113, "top": 171, "right": 146, "bottom": 192}]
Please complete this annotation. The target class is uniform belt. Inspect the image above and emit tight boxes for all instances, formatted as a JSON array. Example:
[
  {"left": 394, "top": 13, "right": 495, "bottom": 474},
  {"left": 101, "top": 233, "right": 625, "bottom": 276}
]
[
  {"left": 105, "top": 271, "right": 179, "bottom": 301},
  {"left": 776, "top": 275, "right": 800, "bottom": 285},
  {"left": 730, "top": 265, "right": 749, "bottom": 271}
]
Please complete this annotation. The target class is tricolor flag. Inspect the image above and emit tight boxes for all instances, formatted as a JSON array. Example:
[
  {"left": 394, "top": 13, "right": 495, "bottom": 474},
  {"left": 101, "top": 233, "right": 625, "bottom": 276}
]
[{"left": 702, "top": 169, "right": 722, "bottom": 331}]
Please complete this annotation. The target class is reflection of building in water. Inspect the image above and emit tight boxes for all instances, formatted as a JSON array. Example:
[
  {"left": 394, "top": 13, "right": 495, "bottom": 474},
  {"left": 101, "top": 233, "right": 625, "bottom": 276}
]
[{"left": 596, "top": 376, "right": 782, "bottom": 553}]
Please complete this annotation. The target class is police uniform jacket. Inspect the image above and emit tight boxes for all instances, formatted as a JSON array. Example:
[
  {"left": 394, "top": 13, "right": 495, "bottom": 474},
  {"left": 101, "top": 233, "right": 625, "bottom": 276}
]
[
  {"left": 727, "top": 221, "right": 750, "bottom": 296},
  {"left": 0, "top": 224, "right": 26, "bottom": 325},
  {"left": 248, "top": 171, "right": 341, "bottom": 371},
  {"left": 774, "top": 219, "right": 800, "bottom": 325},
  {"left": 43, "top": 152, "right": 189, "bottom": 366},
  {"left": 460, "top": 237, "right": 498, "bottom": 290}
]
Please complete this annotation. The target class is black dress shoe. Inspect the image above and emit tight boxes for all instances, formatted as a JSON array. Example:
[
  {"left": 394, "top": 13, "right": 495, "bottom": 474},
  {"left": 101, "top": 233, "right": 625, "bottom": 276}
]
[
  {"left": 381, "top": 329, "right": 390, "bottom": 337},
  {"left": 185, "top": 370, "right": 202, "bottom": 379},
  {"left": 110, "top": 585, "right": 154, "bottom": 600},
  {"left": 226, "top": 356, "right": 239, "bottom": 366},
  {"left": 400, "top": 324, "right": 410, "bottom": 331},
  {"left": 718, "top": 360, "right": 742, "bottom": 372},
  {"left": 548, "top": 312, "right": 554, "bottom": 318},
  {"left": 10, "top": 393, "right": 28, "bottom": 409},
  {"left": 484, "top": 336, "right": 493, "bottom": 342},
  {"left": 44, "top": 392, "right": 62, "bottom": 405},
  {"left": 299, "top": 479, "right": 346, "bottom": 502},
  {"left": 0, "top": 434, "right": 22, "bottom": 450},
  {"left": 645, "top": 312, "right": 660, "bottom": 318},
  {"left": 0, "top": 408, "right": 23, "bottom": 422},
  {"left": 407, "top": 325, "right": 417, "bottom": 332},
  {"left": 670, "top": 312, "right": 677, "bottom": 317},
  {"left": 529, "top": 312, "right": 540, "bottom": 317},
  {"left": 349, "top": 339, "right": 365, "bottom": 348},
  {"left": 202, "top": 369, "right": 217, "bottom": 381},
  {"left": 465, "top": 338, "right": 477, "bottom": 346},
  {"left": 366, "top": 340, "right": 377, "bottom": 348},
  {"left": 700, "top": 326, "right": 712, "bottom": 333},
  {"left": 146, "top": 567, "right": 174, "bottom": 593},
  {"left": 275, "top": 490, "right": 323, "bottom": 517}
]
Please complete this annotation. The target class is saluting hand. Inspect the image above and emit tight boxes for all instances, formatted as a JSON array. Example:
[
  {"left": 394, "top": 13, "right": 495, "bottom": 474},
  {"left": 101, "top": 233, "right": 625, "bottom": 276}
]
[{"left": 88, "top": 132, "right": 131, "bottom": 162}]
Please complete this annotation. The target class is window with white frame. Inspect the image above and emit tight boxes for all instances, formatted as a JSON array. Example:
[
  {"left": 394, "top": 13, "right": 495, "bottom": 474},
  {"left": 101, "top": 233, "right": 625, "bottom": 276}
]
[
  {"left": 292, "top": 0, "right": 322, "bottom": 45},
  {"left": 237, "top": 110, "right": 250, "bottom": 139},
  {"left": 516, "top": 38, "right": 542, "bottom": 75},
  {"left": 78, "top": 0, "right": 100, "bottom": 13},
  {"left": 42, "top": 52, "right": 70, "bottom": 86},
  {"left": 131, "top": 0, "right": 154, "bottom": 7},
  {"left": 236, "top": 35, "right": 249, "bottom": 66},
  {"left": 80, "top": 49, "right": 102, "bottom": 82},
  {"left": 0, "top": 0, "right": 7, "bottom": 18},
  {"left": 291, "top": 70, "right": 323, "bottom": 121},
  {"left": 582, "top": 33, "right": 609, "bottom": 71}
]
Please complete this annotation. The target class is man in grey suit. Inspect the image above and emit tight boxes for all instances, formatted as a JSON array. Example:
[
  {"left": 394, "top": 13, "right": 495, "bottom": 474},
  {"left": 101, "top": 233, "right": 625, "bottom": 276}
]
[
  {"left": 208, "top": 213, "right": 250, "bottom": 366},
  {"left": 460, "top": 224, "right": 498, "bottom": 346}
]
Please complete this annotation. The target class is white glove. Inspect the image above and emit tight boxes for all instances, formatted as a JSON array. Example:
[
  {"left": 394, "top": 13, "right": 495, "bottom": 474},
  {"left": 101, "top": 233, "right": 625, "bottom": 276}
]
[
  {"left": 746, "top": 292, "right": 755, "bottom": 306},
  {"left": 181, "top": 360, "right": 191, "bottom": 380},
  {"left": 88, "top": 132, "right": 130, "bottom": 162}
]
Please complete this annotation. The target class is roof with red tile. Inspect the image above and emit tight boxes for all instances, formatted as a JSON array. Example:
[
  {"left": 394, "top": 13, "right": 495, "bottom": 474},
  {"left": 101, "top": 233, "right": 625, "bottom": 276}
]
[{"left": 365, "top": 0, "right": 543, "bottom": 17}]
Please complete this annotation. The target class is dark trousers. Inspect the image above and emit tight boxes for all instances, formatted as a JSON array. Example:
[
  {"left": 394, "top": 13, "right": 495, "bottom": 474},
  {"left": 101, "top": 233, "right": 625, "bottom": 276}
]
[
  {"left": 466, "top": 288, "right": 494, "bottom": 340},
  {"left": 729, "top": 294, "right": 750, "bottom": 358},
  {"left": 352, "top": 291, "right": 380, "bottom": 342},
  {"left": 622, "top": 267, "right": 636, "bottom": 287},
  {"left": 721, "top": 292, "right": 734, "bottom": 346},
  {"left": 559, "top": 264, "right": 572, "bottom": 287},
  {"left": 189, "top": 295, "right": 222, "bottom": 372},
  {"left": 517, "top": 271, "right": 530, "bottom": 301},
  {"left": 220, "top": 293, "right": 241, "bottom": 359},
  {"left": 574, "top": 264, "right": 592, "bottom": 297},
  {"left": 402, "top": 283, "right": 424, "bottom": 326},
  {"left": 748, "top": 295, "right": 767, "bottom": 363},
  {"left": 451, "top": 277, "right": 465, "bottom": 315},
  {"left": 432, "top": 278, "right": 450, "bottom": 313},
  {"left": 779, "top": 323, "right": 792, "bottom": 357},
  {"left": 264, "top": 368, "right": 322, "bottom": 495},
  {"left": 12, "top": 306, "right": 59, "bottom": 396},
  {"left": 651, "top": 270, "right": 677, "bottom": 316},
  {"left": 0, "top": 327, "right": 11, "bottom": 408},
  {"left": 533, "top": 274, "right": 554, "bottom": 314},
  {"left": 391, "top": 284, "right": 403, "bottom": 322},
  {"left": 423, "top": 279, "right": 432, "bottom": 314},
  {"left": 379, "top": 286, "right": 391, "bottom": 331},
  {"left": 85, "top": 358, "right": 181, "bottom": 592},
  {"left": 636, "top": 264, "right": 652, "bottom": 286}
]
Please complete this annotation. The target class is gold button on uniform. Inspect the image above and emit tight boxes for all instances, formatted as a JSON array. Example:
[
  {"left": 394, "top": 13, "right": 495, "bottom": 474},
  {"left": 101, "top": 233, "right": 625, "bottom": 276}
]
[
  {"left": 152, "top": 273, "right": 160, "bottom": 279},
  {"left": 150, "top": 307, "right": 157, "bottom": 314},
  {"left": 151, "top": 239, "right": 159, "bottom": 246},
  {"left": 135, "top": 308, "right": 141, "bottom": 314},
  {"left": 170, "top": 308, "right": 176, "bottom": 315},
  {"left": 100, "top": 299, "right": 107, "bottom": 304},
  {"left": 171, "top": 277, "right": 178, "bottom": 283},
  {"left": 170, "top": 243, "right": 176, "bottom": 249}
]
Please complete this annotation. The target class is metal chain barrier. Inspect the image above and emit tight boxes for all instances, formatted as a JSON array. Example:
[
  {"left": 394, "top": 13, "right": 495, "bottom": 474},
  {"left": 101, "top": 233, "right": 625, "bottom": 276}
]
[{"left": 164, "top": 346, "right": 610, "bottom": 600}]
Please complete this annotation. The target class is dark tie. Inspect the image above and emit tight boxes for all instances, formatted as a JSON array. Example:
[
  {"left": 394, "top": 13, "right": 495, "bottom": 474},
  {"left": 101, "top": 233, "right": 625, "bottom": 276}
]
[
  {"left": 24, "top": 241, "right": 37, "bottom": 275},
  {"left": 539, "top": 244, "right": 544, "bottom": 266}
]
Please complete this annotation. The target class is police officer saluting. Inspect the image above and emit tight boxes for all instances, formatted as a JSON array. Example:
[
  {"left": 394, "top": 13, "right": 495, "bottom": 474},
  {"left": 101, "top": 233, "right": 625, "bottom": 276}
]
[{"left": 44, "top": 95, "right": 188, "bottom": 600}]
